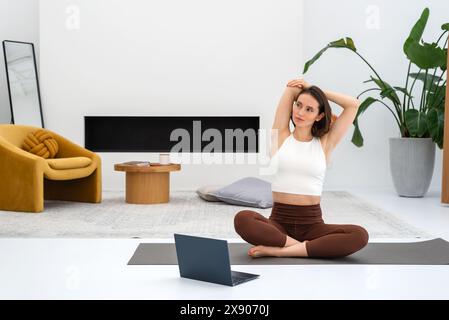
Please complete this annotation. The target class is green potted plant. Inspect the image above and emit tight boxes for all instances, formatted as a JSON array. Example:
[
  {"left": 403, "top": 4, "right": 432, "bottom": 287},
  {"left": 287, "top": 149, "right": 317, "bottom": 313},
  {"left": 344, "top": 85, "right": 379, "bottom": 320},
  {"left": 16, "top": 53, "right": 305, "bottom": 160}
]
[{"left": 303, "top": 8, "right": 448, "bottom": 197}]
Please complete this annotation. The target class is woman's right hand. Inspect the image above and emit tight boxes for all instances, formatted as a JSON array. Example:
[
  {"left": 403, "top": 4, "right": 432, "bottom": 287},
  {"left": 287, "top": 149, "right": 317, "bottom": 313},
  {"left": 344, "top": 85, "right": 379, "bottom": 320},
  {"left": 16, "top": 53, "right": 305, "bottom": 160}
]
[{"left": 287, "top": 78, "right": 311, "bottom": 90}]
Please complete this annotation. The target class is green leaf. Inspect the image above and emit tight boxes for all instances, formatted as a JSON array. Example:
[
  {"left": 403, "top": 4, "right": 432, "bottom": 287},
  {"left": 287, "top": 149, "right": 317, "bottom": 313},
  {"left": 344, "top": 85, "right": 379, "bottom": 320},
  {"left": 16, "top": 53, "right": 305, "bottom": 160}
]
[
  {"left": 442, "top": 48, "right": 447, "bottom": 71},
  {"left": 393, "top": 86, "right": 413, "bottom": 99},
  {"left": 442, "top": 23, "right": 449, "bottom": 31},
  {"left": 303, "top": 37, "right": 357, "bottom": 73},
  {"left": 426, "top": 85, "right": 446, "bottom": 109},
  {"left": 405, "top": 42, "right": 447, "bottom": 69},
  {"left": 350, "top": 97, "right": 378, "bottom": 148},
  {"left": 427, "top": 109, "right": 444, "bottom": 149},
  {"left": 328, "top": 38, "right": 346, "bottom": 48},
  {"left": 303, "top": 46, "right": 328, "bottom": 74},
  {"left": 405, "top": 109, "right": 428, "bottom": 137},
  {"left": 351, "top": 120, "right": 364, "bottom": 147},
  {"left": 440, "top": 48, "right": 447, "bottom": 71},
  {"left": 403, "top": 9, "right": 446, "bottom": 70},
  {"left": 404, "top": 8, "right": 429, "bottom": 53},
  {"left": 380, "top": 88, "right": 402, "bottom": 105},
  {"left": 356, "top": 96, "right": 378, "bottom": 118},
  {"left": 409, "top": 72, "right": 442, "bottom": 87},
  {"left": 345, "top": 38, "right": 357, "bottom": 51},
  {"left": 366, "top": 76, "right": 401, "bottom": 105}
]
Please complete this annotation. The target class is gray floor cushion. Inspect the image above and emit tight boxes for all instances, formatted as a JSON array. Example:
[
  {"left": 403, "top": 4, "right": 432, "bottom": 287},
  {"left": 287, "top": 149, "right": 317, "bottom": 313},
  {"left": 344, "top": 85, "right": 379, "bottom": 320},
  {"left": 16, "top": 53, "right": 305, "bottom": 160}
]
[{"left": 210, "top": 177, "right": 273, "bottom": 208}]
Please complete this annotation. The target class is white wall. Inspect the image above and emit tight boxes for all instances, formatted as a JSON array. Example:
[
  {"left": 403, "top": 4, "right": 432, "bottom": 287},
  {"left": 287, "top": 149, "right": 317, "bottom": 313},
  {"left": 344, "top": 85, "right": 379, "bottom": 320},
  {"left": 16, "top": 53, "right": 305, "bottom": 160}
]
[
  {"left": 0, "top": 0, "right": 40, "bottom": 124},
  {"left": 303, "top": 0, "right": 447, "bottom": 190},
  {"left": 39, "top": 0, "right": 304, "bottom": 191},
  {"left": 39, "top": 0, "right": 447, "bottom": 192}
]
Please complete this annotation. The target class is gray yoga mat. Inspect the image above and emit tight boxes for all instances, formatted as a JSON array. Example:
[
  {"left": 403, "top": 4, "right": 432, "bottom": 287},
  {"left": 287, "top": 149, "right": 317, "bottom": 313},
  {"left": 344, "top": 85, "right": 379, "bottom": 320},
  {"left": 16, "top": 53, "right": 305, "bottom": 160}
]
[{"left": 128, "top": 238, "right": 449, "bottom": 265}]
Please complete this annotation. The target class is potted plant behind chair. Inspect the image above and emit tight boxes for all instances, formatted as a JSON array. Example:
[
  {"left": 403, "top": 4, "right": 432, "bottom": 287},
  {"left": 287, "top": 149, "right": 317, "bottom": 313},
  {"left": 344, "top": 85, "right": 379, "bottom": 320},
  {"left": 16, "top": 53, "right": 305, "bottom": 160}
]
[{"left": 303, "top": 8, "right": 448, "bottom": 197}]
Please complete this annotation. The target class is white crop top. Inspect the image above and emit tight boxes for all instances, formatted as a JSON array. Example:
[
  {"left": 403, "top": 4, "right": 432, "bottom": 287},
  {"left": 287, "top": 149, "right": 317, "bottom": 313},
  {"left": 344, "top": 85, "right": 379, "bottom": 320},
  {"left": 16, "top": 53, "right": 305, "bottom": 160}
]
[{"left": 270, "top": 133, "right": 327, "bottom": 196}]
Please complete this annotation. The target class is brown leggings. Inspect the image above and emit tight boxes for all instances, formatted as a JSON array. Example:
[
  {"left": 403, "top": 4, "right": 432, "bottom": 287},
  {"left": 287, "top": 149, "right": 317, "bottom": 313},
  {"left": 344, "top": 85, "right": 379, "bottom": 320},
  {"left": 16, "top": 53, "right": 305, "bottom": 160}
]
[{"left": 234, "top": 202, "right": 369, "bottom": 258}]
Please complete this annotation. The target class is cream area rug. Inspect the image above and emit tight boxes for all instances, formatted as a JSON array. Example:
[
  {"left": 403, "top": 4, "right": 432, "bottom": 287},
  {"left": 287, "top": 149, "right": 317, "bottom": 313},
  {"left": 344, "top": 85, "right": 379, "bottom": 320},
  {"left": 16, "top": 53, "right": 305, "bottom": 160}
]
[{"left": 0, "top": 191, "right": 430, "bottom": 239}]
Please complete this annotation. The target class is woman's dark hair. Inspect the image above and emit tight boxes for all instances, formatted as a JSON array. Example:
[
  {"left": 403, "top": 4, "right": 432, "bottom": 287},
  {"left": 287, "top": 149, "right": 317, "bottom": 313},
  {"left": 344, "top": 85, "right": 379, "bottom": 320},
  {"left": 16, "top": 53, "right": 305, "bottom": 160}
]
[{"left": 290, "top": 85, "right": 332, "bottom": 138}]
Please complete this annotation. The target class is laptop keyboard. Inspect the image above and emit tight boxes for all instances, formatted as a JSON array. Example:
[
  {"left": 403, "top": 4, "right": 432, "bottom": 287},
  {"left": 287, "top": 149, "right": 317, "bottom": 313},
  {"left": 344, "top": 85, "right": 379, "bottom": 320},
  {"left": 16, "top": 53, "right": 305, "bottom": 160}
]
[{"left": 231, "top": 271, "right": 257, "bottom": 285}]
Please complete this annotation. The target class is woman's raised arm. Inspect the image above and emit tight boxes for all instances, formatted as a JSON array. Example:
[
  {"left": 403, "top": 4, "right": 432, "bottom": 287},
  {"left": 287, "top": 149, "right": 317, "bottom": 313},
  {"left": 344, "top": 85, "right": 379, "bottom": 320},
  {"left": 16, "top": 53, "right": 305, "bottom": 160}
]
[
  {"left": 323, "top": 90, "right": 360, "bottom": 150},
  {"left": 272, "top": 83, "right": 302, "bottom": 132}
]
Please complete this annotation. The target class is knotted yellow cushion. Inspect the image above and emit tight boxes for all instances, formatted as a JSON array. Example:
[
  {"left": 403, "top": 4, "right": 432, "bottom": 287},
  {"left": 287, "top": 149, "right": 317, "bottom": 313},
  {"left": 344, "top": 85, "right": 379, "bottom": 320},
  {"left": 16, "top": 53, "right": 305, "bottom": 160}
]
[{"left": 22, "top": 129, "right": 59, "bottom": 159}]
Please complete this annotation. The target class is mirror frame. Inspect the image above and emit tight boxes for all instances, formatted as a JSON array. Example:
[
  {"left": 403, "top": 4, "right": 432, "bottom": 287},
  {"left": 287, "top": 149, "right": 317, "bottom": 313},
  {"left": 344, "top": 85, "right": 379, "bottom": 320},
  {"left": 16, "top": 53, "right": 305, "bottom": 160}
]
[{"left": 2, "top": 40, "right": 45, "bottom": 128}]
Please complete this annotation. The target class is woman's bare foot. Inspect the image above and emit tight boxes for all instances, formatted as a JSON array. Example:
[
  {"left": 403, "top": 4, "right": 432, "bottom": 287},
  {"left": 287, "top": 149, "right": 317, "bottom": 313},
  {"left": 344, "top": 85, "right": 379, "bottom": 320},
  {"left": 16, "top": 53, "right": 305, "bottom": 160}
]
[
  {"left": 247, "top": 237, "right": 300, "bottom": 258},
  {"left": 248, "top": 245, "right": 281, "bottom": 258},
  {"left": 248, "top": 241, "right": 309, "bottom": 258}
]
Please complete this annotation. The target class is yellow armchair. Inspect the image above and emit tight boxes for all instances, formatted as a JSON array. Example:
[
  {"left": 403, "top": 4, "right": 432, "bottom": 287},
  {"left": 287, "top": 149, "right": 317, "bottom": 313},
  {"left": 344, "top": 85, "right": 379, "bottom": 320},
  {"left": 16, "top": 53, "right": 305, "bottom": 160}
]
[{"left": 0, "top": 124, "right": 102, "bottom": 213}]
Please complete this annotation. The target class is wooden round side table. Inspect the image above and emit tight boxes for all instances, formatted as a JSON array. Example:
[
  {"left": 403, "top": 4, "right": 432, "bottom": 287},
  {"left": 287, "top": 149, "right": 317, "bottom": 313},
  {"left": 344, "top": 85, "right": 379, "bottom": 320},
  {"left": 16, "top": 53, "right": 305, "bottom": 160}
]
[{"left": 114, "top": 162, "right": 181, "bottom": 204}]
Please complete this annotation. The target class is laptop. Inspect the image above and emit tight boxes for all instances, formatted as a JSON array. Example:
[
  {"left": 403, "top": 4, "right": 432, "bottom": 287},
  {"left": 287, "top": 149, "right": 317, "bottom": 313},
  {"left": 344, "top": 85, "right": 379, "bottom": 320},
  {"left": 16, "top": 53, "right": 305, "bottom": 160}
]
[{"left": 174, "top": 233, "right": 260, "bottom": 286}]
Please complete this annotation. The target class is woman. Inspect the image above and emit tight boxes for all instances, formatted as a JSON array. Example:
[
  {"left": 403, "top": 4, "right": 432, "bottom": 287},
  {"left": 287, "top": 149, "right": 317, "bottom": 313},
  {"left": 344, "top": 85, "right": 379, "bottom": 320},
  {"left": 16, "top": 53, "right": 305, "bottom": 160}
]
[{"left": 234, "top": 79, "right": 369, "bottom": 258}]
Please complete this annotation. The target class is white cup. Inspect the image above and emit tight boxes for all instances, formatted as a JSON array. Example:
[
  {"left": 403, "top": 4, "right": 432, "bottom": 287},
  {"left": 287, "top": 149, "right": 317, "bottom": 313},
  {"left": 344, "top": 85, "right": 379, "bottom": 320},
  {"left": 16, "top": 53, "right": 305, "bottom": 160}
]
[{"left": 159, "top": 153, "right": 170, "bottom": 165}]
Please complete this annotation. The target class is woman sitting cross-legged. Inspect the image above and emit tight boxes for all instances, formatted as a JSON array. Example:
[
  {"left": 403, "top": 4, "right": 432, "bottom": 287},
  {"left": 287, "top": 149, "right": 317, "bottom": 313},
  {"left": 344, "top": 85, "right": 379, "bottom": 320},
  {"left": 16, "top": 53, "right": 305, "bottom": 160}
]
[{"left": 234, "top": 79, "right": 369, "bottom": 259}]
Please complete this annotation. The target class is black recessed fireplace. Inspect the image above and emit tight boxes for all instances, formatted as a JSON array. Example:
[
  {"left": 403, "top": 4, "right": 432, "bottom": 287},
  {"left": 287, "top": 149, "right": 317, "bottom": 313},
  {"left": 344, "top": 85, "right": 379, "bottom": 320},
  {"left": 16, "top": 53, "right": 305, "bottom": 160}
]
[{"left": 84, "top": 116, "right": 259, "bottom": 153}]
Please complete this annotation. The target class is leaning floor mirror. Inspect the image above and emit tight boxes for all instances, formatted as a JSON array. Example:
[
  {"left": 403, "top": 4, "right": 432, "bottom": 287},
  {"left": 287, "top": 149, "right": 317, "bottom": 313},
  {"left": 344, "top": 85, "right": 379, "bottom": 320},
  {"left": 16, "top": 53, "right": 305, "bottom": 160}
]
[{"left": 2, "top": 40, "right": 44, "bottom": 127}]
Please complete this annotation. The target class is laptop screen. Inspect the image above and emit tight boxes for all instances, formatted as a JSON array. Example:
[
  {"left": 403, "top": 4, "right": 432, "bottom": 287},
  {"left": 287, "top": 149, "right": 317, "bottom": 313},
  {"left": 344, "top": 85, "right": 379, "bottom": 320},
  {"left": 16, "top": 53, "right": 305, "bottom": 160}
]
[{"left": 174, "top": 234, "right": 233, "bottom": 286}]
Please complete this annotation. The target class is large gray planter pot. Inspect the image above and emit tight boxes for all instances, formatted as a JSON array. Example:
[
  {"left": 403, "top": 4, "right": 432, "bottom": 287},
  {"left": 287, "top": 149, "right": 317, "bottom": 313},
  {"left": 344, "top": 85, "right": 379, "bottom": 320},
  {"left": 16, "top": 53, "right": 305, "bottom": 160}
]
[{"left": 389, "top": 137, "right": 435, "bottom": 198}]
